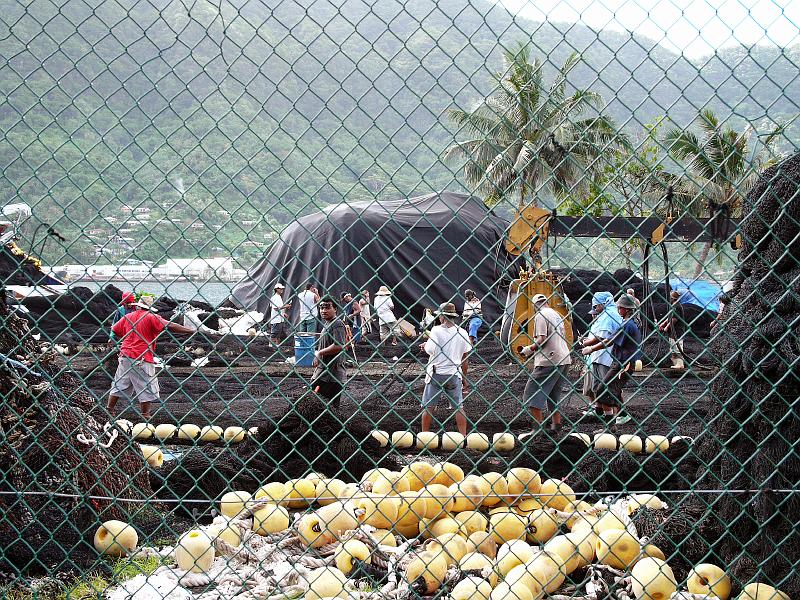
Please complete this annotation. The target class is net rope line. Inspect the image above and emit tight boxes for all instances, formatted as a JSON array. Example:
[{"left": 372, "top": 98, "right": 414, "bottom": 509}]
[{"left": 1, "top": 488, "right": 796, "bottom": 504}]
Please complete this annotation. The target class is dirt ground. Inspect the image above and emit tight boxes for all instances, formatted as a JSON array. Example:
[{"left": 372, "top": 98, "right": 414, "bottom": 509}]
[{"left": 74, "top": 329, "right": 712, "bottom": 447}]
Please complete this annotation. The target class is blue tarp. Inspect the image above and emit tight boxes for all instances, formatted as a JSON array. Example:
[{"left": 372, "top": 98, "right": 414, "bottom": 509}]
[{"left": 671, "top": 276, "right": 723, "bottom": 313}]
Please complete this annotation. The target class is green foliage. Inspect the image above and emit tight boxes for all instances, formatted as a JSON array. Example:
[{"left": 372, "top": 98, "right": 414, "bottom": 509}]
[
  {"left": 663, "top": 109, "right": 786, "bottom": 276},
  {"left": 445, "top": 45, "right": 629, "bottom": 209},
  {"left": 0, "top": 0, "right": 797, "bottom": 267},
  {"left": 664, "top": 109, "right": 786, "bottom": 216}
]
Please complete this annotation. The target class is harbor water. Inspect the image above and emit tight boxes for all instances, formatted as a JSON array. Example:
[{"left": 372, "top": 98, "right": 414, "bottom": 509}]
[{"left": 69, "top": 280, "right": 235, "bottom": 306}]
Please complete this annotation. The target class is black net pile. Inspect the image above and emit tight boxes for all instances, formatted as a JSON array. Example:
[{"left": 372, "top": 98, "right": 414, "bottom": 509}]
[
  {"left": 693, "top": 152, "right": 800, "bottom": 595},
  {"left": 631, "top": 506, "right": 713, "bottom": 582},
  {"left": 157, "top": 393, "right": 392, "bottom": 510},
  {"left": 0, "top": 246, "right": 56, "bottom": 287},
  {"left": 0, "top": 294, "right": 154, "bottom": 575}
]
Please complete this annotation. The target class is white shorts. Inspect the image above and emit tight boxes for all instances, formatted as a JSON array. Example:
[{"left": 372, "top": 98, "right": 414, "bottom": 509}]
[{"left": 109, "top": 356, "right": 160, "bottom": 404}]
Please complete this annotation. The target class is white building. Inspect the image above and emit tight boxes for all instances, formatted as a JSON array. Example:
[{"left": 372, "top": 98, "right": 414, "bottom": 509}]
[{"left": 159, "top": 257, "right": 237, "bottom": 280}]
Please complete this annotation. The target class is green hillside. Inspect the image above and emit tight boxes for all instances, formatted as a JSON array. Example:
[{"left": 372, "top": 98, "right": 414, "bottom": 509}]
[{"left": 0, "top": 0, "right": 797, "bottom": 265}]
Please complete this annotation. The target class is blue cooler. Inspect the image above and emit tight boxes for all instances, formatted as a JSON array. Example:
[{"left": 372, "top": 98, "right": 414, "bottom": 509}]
[{"left": 294, "top": 334, "right": 316, "bottom": 367}]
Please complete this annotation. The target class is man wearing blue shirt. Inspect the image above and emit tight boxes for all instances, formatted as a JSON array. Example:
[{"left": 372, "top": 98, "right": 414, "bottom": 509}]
[
  {"left": 580, "top": 291, "right": 622, "bottom": 419},
  {"left": 580, "top": 293, "right": 641, "bottom": 431}
]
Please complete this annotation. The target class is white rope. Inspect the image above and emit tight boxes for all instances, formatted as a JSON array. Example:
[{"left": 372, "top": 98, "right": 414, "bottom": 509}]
[{"left": 75, "top": 423, "right": 119, "bottom": 448}]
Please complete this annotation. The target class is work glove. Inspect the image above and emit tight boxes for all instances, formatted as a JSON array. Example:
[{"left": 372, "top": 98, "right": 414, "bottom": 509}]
[{"left": 520, "top": 345, "right": 535, "bottom": 357}]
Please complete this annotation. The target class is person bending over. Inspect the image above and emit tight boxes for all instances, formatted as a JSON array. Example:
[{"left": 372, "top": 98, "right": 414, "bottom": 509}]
[{"left": 581, "top": 293, "right": 641, "bottom": 432}]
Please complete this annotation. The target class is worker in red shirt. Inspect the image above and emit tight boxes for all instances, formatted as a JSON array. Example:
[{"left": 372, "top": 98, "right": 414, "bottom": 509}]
[{"left": 107, "top": 296, "right": 195, "bottom": 420}]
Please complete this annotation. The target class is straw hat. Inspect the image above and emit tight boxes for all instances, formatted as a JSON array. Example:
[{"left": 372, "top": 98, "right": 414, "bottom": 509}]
[
  {"left": 375, "top": 286, "right": 391, "bottom": 296},
  {"left": 133, "top": 296, "right": 156, "bottom": 311},
  {"left": 437, "top": 302, "right": 459, "bottom": 318}
]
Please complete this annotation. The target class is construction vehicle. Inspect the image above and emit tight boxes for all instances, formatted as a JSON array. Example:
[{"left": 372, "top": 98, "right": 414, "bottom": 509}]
[{"left": 500, "top": 197, "right": 740, "bottom": 366}]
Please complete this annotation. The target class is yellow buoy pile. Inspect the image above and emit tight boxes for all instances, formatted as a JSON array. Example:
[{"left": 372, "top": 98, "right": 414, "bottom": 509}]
[{"left": 100, "top": 465, "right": 785, "bottom": 600}]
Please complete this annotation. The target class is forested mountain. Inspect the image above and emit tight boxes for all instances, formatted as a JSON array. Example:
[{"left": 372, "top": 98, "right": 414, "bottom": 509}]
[{"left": 0, "top": 0, "right": 797, "bottom": 264}]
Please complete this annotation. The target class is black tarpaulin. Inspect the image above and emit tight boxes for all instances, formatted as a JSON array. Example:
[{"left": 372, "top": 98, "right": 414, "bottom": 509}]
[{"left": 230, "top": 191, "right": 514, "bottom": 324}]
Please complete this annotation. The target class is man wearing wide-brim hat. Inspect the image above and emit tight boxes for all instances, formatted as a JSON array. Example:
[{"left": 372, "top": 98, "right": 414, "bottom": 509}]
[
  {"left": 418, "top": 302, "right": 472, "bottom": 436},
  {"left": 581, "top": 293, "right": 641, "bottom": 432},
  {"left": 107, "top": 295, "right": 195, "bottom": 420},
  {"left": 374, "top": 285, "right": 400, "bottom": 346}
]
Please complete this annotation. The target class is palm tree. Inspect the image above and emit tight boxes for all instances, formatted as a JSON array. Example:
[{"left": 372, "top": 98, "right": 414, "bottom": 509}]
[
  {"left": 665, "top": 109, "right": 784, "bottom": 278},
  {"left": 444, "top": 44, "right": 628, "bottom": 209}
]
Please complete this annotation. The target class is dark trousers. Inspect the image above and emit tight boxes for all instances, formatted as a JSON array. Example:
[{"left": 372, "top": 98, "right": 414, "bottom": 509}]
[
  {"left": 311, "top": 378, "right": 343, "bottom": 409},
  {"left": 595, "top": 363, "right": 629, "bottom": 407}
]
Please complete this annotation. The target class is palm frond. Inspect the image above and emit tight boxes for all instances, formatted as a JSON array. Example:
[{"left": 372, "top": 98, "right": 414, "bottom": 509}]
[{"left": 447, "top": 108, "right": 503, "bottom": 136}]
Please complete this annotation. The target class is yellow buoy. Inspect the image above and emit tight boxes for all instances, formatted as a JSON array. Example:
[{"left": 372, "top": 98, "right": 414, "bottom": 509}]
[
  {"left": 404, "top": 551, "right": 448, "bottom": 595},
  {"left": 619, "top": 434, "right": 643, "bottom": 453},
  {"left": 496, "top": 540, "right": 535, "bottom": 577},
  {"left": 492, "top": 432, "right": 515, "bottom": 452},
  {"left": 371, "top": 430, "right": 390, "bottom": 447},
  {"left": 177, "top": 424, "right": 201, "bottom": 440},
  {"left": 94, "top": 520, "right": 138, "bottom": 557},
  {"left": 306, "top": 566, "right": 349, "bottom": 600},
  {"left": 175, "top": 530, "right": 215, "bottom": 574},
  {"left": 631, "top": 557, "right": 677, "bottom": 600},
  {"left": 539, "top": 478, "right": 575, "bottom": 510},
  {"left": 432, "top": 462, "right": 464, "bottom": 487},
  {"left": 593, "top": 433, "right": 618, "bottom": 450},
  {"left": 596, "top": 529, "right": 641, "bottom": 569},
  {"left": 154, "top": 424, "right": 176, "bottom": 440},
  {"left": 223, "top": 426, "right": 246, "bottom": 443},
  {"left": 391, "top": 431, "right": 414, "bottom": 448},
  {"left": 645, "top": 435, "right": 670, "bottom": 453},
  {"left": 254, "top": 481, "right": 289, "bottom": 505},
  {"left": 466, "top": 432, "right": 490, "bottom": 451},
  {"left": 284, "top": 478, "right": 317, "bottom": 507},
  {"left": 139, "top": 444, "right": 163, "bottom": 468},
  {"left": 252, "top": 503, "right": 290, "bottom": 536},
  {"left": 219, "top": 490, "right": 252, "bottom": 518},
  {"left": 506, "top": 468, "right": 541, "bottom": 499},
  {"left": 440, "top": 431, "right": 465, "bottom": 450},
  {"left": 416, "top": 431, "right": 439, "bottom": 450},
  {"left": 199, "top": 425, "right": 224, "bottom": 442},
  {"left": 131, "top": 423, "right": 154, "bottom": 440}
]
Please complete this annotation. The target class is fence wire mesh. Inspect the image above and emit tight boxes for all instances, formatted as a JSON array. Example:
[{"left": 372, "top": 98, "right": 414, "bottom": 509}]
[{"left": 0, "top": 0, "right": 798, "bottom": 598}]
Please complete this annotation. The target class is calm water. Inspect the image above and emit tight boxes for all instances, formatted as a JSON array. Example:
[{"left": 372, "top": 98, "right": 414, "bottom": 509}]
[{"left": 71, "top": 280, "right": 236, "bottom": 306}]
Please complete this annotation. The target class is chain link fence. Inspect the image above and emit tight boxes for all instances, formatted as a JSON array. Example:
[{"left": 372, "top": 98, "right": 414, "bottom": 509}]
[{"left": 0, "top": 0, "right": 798, "bottom": 597}]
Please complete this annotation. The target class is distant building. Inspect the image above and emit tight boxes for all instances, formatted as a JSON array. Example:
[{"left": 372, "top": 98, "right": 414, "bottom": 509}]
[{"left": 159, "top": 257, "right": 238, "bottom": 280}]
